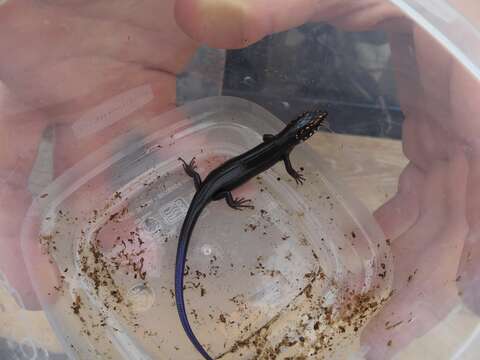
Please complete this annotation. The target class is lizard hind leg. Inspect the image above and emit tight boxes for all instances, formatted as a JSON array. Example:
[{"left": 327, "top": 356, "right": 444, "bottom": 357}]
[
  {"left": 178, "top": 157, "right": 202, "bottom": 190},
  {"left": 224, "top": 192, "right": 254, "bottom": 210}
]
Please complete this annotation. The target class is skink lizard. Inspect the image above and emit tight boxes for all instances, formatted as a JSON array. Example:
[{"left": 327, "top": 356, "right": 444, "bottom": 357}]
[{"left": 175, "top": 109, "right": 329, "bottom": 360}]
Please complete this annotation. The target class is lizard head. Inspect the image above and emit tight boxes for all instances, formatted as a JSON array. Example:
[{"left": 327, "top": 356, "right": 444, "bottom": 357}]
[{"left": 289, "top": 109, "right": 329, "bottom": 142}]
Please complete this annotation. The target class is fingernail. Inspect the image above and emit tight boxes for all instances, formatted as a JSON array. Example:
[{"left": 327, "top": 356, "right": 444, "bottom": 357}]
[
  {"left": 199, "top": 0, "right": 252, "bottom": 46},
  {"left": 198, "top": 0, "right": 249, "bottom": 27}
]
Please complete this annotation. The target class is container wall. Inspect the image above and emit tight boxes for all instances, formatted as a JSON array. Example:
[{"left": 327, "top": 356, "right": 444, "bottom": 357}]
[{"left": 0, "top": 0, "right": 479, "bottom": 359}]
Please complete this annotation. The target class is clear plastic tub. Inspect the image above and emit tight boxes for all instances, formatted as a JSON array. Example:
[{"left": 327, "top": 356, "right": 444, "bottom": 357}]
[
  {"left": 21, "top": 97, "right": 393, "bottom": 359},
  {"left": 0, "top": 0, "right": 479, "bottom": 359}
]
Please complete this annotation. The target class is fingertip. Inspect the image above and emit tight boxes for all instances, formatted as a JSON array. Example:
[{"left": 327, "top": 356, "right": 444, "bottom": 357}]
[{"left": 174, "top": 0, "right": 268, "bottom": 49}]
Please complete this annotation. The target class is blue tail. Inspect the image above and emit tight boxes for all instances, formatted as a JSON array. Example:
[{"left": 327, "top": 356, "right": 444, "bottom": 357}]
[{"left": 175, "top": 198, "right": 213, "bottom": 360}]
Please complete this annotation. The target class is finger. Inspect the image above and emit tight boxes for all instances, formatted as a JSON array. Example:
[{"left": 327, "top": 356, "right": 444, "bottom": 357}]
[
  {"left": 453, "top": 61, "right": 480, "bottom": 314},
  {"left": 1, "top": 1, "right": 196, "bottom": 79},
  {"left": 315, "top": 1, "right": 404, "bottom": 31},
  {"left": 21, "top": 197, "right": 63, "bottom": 310},
  {"left": 0, "top": 181, "right": 43, "bottom": 310},
  {"left": 0, "top": 2, "right": 197, "bottom": 112},
  {"left": 458, "top": 229, "right": 480, "bottom": 314},
  {"left": 363, "top": 154, "right": 468, "bottom": 359},
  {"left": 392, "top": 26, "right": 467, "bottom": 173},
  {"left": 174, "top": 0, "right": 403, "bottom": 49},
  {"left": 0, "top": 86, "right": 49, "bottom": 309},
  {"left": 374, "top": 163, "right": 422, "bottom": 240}
]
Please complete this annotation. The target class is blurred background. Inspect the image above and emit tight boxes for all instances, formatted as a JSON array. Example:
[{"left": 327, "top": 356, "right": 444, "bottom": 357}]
[{"left": 178, "top": 23, "right": 403, "bottom": 139}]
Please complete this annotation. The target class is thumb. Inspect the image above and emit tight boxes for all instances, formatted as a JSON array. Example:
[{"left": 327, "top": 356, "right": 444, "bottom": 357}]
[{"left": 174, "top": 0, "right": 404, "bottom": 49}]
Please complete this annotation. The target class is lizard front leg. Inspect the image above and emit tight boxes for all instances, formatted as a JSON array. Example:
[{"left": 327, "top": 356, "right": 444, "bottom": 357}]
[
  {"left": 283, "top": 155, "right": 305, "bottom": 185},
  {"left": 178, "top": 157, "right": 202, "bottom": 190}
]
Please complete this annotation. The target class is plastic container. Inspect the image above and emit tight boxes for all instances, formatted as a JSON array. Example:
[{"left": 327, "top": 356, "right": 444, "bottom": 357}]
[
  {"left": 21, "top": 97, "right": 393, "bottom": 359},
  {"left": 0, "top": 0, "right": 479, "bottom": 359}
]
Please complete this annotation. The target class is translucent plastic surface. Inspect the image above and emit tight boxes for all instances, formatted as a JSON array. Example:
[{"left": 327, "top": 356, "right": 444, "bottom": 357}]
[
  {"left": 0, "top": 1, "right": 479, "bottom": 359},
  {"left": 22, "top": 97, "right": 392, "bottom": 359},
  {"left": 391, "top": 0, "right": 480, "bottom": 80}
]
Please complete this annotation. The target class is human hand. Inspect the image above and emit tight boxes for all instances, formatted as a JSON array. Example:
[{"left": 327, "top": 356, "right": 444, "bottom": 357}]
[
  {"left": 172, "top": 0, "right": 480, "bottom": 358},
  {"left": 366, "top": 20, "right": 480, "bottom": 358},
  {"left": 2, "top": 0, "right": 479, "bottom": 358},
  {"left": 0, "top": 0, "right": 197, "bottom": 309}
]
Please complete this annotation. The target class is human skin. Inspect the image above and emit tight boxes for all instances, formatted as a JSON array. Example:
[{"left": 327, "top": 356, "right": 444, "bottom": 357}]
[{"left": 1, "top": 0, "right": 479, "bottom": 358}]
